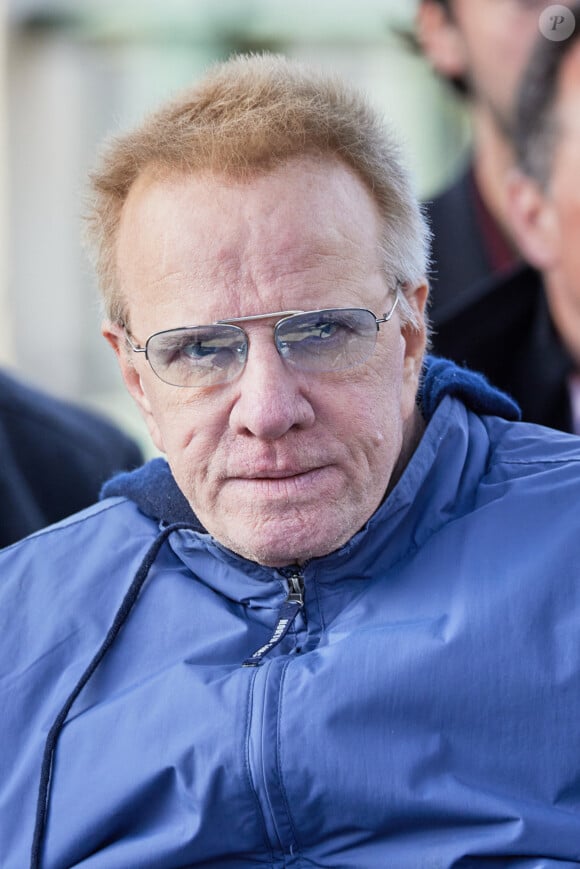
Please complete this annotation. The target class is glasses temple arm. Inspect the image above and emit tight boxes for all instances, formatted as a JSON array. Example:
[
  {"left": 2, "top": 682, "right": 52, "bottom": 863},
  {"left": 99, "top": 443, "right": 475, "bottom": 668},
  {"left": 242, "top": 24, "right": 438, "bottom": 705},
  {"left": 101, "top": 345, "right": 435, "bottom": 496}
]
[
  {"left": 375, "top": 291, "right": 400, "bottom": 326},
  {"left": 121, "top": 324, "right": 147, "bottom": 353}
]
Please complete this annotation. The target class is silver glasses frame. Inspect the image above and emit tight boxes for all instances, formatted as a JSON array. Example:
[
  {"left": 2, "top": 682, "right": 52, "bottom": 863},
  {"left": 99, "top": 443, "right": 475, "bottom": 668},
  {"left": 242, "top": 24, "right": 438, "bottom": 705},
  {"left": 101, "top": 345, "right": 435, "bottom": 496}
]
[{"left": 123, "top": 292, "right": 400, "bottom": 387}]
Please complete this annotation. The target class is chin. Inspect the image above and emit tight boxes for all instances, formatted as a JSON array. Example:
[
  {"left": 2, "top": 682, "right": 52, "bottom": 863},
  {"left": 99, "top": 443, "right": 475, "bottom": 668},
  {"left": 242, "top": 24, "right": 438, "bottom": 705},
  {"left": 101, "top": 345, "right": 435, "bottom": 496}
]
[
  {"left": 220, "top": 519, "right": 353, "bottom": 568},
  {"left": 225, "top": 536, "right": 319, "bottom": 568}
]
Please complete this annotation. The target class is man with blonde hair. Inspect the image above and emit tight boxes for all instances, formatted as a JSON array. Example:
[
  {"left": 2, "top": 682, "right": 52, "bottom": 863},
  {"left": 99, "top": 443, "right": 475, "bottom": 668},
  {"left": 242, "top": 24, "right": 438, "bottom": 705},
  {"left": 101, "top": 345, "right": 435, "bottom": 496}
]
[{"left": 1, "top": 53, "right": 580, "bottom": 868}]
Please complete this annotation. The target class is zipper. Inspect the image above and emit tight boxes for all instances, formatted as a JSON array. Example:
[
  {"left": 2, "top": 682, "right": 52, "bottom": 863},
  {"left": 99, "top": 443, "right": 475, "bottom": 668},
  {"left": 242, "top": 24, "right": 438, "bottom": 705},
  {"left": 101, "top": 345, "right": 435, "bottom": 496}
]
[
  {"left": 285, "top": 571, "right": 304, "bottom": 606},
  {"left": 242, "top": 571, "right": 305, "bottom": 667}
]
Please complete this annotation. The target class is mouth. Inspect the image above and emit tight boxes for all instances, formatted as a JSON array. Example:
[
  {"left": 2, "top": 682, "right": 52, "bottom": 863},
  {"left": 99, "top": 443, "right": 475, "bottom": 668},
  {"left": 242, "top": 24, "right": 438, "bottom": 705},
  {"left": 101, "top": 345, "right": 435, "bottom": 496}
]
[
  {"left": 225, "top": 465, "right": 331, "bottom": 496},
  {"left": 241, "top": 467, "right": 319, "bottom": 480}
]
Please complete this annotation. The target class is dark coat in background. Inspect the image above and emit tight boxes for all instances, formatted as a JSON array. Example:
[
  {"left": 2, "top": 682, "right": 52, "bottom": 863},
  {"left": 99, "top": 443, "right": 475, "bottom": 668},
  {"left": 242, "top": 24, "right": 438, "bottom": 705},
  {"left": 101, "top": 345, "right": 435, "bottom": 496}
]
[
  {"left": 424, "top": 166, "right": 494, "bottom": 321},
  {"left": 425, "top": 165, "right": 519, "bottom": 323},
  {"left": 0, "top": 369, "right": 143, "bottom": 548},
  {"left": 432, "top": 264, "right": 574, "bottom": 433}
]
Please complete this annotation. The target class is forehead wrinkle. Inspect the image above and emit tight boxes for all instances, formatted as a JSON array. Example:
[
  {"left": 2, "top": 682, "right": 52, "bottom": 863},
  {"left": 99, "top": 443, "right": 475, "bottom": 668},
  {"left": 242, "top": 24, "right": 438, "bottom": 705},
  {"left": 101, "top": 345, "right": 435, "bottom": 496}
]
[
  {"left": 199, "top": 237, "right": 384, "bottom": 320},
  {"left": 122, "top": 156, "right": 388, "bottom": 328},
  {"left": 239, "top": 228, "right": 381, "bottom": 286}
]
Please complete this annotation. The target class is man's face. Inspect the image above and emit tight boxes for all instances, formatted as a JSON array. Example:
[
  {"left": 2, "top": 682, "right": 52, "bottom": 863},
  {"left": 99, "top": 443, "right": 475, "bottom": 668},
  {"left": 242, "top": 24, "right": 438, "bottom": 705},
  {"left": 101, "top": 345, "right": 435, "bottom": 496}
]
[
  {"left": 419, "top": 0, "right": 565, "bottom": 136},
  {"left": 108, "top": 158, "right": 426, "bottom": 567}
]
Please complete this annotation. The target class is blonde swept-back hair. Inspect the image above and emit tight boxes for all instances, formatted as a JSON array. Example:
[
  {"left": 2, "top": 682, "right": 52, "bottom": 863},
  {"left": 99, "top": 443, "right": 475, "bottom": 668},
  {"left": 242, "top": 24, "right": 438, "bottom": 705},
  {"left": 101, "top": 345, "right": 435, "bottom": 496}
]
[{"left": 85, "top": 53, "right": 430, "bottom": 326}]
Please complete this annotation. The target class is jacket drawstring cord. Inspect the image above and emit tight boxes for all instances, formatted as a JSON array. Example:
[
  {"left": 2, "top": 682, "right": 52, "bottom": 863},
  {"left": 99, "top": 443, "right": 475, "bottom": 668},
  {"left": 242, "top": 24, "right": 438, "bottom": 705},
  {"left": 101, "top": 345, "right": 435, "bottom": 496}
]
[{"left": 29, "top": 522, "right": 194, "bottom": 869}]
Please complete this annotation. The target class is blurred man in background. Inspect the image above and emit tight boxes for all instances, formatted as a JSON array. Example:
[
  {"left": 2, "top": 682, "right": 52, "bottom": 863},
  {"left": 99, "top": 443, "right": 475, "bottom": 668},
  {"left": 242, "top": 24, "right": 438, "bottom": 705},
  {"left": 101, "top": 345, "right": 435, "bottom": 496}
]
[
  {"left": 435, "top": 2, "right": 580, "bottom": 433},
  {"left": 416, "top": 0, "right": 571, "bottom": 319}
]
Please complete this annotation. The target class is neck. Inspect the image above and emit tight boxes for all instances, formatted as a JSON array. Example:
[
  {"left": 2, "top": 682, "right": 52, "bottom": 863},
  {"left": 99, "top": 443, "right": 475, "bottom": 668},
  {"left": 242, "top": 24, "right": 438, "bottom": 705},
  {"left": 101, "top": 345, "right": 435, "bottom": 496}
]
[
  {"left": 388, "top": 408, "right": 426, "bottom": 497},
  {"left": 470, "top": 105, "right": 519, "bottom": 250}
]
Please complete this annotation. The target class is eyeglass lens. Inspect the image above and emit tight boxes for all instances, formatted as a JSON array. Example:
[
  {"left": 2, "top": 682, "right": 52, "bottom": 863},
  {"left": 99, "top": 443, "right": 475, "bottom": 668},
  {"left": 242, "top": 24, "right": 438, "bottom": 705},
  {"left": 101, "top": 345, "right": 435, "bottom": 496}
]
[{"left": 146, "top": 308, "right": 379, "bottom": 388}]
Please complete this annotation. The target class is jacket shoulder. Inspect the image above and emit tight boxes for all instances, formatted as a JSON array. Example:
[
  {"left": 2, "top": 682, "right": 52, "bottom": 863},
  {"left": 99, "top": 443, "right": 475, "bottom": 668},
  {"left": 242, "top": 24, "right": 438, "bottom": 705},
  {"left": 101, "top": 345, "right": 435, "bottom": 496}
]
[
  {"left": 0, "top": 498, "right": 160, "bottom": 707},
  {"left": 482, "top": 414, "right": 580, "bottom": 483},
  {"left": 0, "top": 496, "right": 156, "bottom": 576}
]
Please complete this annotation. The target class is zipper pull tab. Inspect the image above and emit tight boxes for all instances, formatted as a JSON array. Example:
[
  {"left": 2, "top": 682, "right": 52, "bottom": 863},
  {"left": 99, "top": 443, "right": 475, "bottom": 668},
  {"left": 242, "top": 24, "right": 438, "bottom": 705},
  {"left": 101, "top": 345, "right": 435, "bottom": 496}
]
[
  {"left": 242, "top": 573, "right": 304, "bottom": 668},
  {"left": 286, "top": 572, "right": 304, "bottom": 606}
]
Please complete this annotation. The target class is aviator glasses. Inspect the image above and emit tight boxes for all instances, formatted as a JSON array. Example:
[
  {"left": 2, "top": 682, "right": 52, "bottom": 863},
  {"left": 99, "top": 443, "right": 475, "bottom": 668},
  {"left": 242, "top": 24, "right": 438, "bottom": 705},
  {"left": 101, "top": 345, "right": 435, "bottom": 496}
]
[{"left": 124, "top": 293, "right": 400, "bottom": 389}]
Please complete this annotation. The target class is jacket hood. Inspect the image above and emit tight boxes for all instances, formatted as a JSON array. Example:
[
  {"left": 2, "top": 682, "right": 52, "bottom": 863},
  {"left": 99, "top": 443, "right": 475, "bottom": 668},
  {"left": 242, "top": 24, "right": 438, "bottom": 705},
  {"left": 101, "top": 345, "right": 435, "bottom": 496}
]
[{"left": 101, "top": 356, "right": 520, "bottom": 525}]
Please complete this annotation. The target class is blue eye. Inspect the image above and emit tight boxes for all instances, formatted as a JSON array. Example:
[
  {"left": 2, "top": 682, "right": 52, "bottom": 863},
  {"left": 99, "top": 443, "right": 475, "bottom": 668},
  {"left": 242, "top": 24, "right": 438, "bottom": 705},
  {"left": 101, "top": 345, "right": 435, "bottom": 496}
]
[
  {"left": 275, "top": 308, "right": 378, "bottom": 372},
  {"left": 182, "top": 341, "right": 220, "bottom": 360},
  {"left": 279, "top": 318, "right": 343, "bottom": 347},
  {"left": 179, "top": 339, "right": 244, "bottom": 371},
  {"left": 149, "top": 325, "right": 247, "bottom": 385},
  {"left": 314, "top": 322, "right": 339, "bottom": 340}
]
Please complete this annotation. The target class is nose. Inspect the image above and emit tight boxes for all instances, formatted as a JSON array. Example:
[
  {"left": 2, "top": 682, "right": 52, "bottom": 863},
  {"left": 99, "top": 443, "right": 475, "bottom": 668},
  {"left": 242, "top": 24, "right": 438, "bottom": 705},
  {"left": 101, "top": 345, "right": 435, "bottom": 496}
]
[{"left": 228, "top": 334, "right": 315, "bottom": 440}]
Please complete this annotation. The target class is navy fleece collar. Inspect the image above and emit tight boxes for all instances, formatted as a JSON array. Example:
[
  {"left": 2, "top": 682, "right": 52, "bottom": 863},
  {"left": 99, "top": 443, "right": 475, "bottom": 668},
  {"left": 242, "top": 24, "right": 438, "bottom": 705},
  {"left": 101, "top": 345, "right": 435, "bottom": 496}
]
[
  {"left": 101, "top": 356, "right": 520, "bottom": 525},
  {"left": 419, "top": 355, "right": 520, "bottom": 421},
  {"left": 102, "top": 456, "right": 202, "bottom": 527}
]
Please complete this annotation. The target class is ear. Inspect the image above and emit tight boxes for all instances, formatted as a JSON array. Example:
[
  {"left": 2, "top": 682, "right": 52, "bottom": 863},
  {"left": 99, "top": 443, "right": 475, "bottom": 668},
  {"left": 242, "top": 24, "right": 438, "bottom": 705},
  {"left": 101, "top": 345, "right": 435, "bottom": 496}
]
[
  {"left": 102, "top": 322, "right": 166, "bottom": 454},
  {"left": 506, "top": 168, "right": 560, "bottom": 271},
  {"left": 416, "top": 0, "right": 468, "bottom": 80},
  {"left": 401, "top": 281, "right": 429, "bottom": 380}
]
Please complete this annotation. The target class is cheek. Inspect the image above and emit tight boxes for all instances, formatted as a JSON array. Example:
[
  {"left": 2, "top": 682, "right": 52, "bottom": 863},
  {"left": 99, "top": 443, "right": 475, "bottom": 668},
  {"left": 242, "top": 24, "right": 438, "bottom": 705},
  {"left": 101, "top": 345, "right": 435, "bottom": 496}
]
[
  {"left": 463, "top": 14, "right": 531, "bottom": 103},
  {"left": 560, "top": 244, "right": 580, "bottom": 302},
  {"left": 146, "top": 388, "right": 227, "bottom": 468},
  {"left": 556, "top": 190, "right": 580, "bottom": 232},
  {"left": 549, "top": 182, "right": 580, "bottom": 276},
  {"left": 155, "top": 400, "right": 229, "bottom": 519},
  {"left": 335, "top": 343, "right": 407, "bottom": 461}
]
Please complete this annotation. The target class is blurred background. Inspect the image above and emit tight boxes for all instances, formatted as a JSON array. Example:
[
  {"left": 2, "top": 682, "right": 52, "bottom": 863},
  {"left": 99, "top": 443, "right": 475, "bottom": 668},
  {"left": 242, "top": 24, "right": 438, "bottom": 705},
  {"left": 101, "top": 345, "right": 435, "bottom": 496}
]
[{"left": 1, "top": 0, "right": 469, "bottom": 453}]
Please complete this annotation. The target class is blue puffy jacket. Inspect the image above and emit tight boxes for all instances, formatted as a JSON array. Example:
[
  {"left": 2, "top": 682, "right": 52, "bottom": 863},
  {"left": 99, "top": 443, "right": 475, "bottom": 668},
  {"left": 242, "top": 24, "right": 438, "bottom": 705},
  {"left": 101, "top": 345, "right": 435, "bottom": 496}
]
[{"left": 2, "top": 360, "right": 580, "bottom": 868}]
